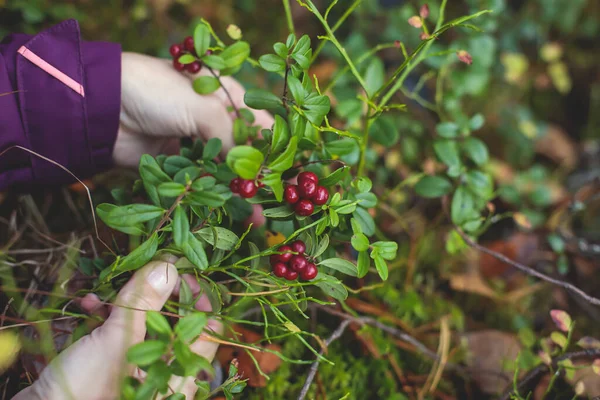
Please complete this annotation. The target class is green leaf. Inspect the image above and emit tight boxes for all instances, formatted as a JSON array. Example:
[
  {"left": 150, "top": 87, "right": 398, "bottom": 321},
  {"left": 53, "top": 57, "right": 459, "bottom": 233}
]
[
  {"left": 373, "top": 254, "right": 389, "bottom": 281},
  {"left": 466, "top": 171, "right": 493, "bottom": 199},
  {"left": 175, "top": 312, "right": 208, "bottom": 342},
  {"left": 263, "top": 205, "right": 295, "bottom": 218},
  {"left": 451, "top": 186, "right": 475, "bottom": 225},
  {"left": 263, "top": 172, "right": 284, "bottom": 202},
  {"left": 355, "top": 192, "right": 377, "bottom": 208},
  {"left": 146, "top": 311, "right": 172, "bottom": 337},
  {"left": 193, "top": 76, "right": 221, "bottom": 95},
  {"left": 334, "top": 201, "right": 357, "bottom": 215},
  {"left": 433, "top": 139, "right": 461, "bottom": 169},
  {"left": 293, "top": 35, "right": 311, "bottom": 55},
  {"left": 369, "top": 116, "right": 400, "bottom": 146},
  {"left": 193, "top": 24, "right": 211, "bottom": 56},
  {"left": 126, "top": 340, "right": 167, "bottom": 366},
  {"left": 244, "top": 89, "right": 283, "bottom": 110},
  {"left": 286, "top": 34, "right": 296, "bottom": 48},
  {"left": 178, "top": 54, "right": 196, "bottom": 65},
  {"left": 191, "top": 176, "right": 217, "bottom": 191},
  {"left": 165, "top": 394, "right": 186, "bottom": 400},
  {"left": 220, "top": 41, "right": 250, "bottom": 74},
  {"left": 158, "top": 182, "right": 186, "bottom": 197},
  {"left": 365, "top": 57, "right": 385, "bottom": 97},
  {"left": 202, "top": 54, "right": 226, "bottom": 70},
  {"left": 357, "top": 251, "right": 370, "bottom": 278},
  {"left": 325, "top": 138, "right": 358, "bottom": 156},
  {"left": 329, "top": 209, "right": 339, "bottom": 227},
  {"left": 259, "top": 54, "right": 286, "bottom": 72},
  {"left": 203, "top": 138, "right": 222, "bottom": 160},
  {"left": 351, "top": 233, "right": 370, "bottom": 252},
  {"left": 173, "top": 206, "right": 189, "bottom": 247},
  {"left": 140, "top": 155, "right": 171, "bottom": 206},
  {"left": 414, "top": 175, "right": 453, "bottom": 198},
  {"left": 469, "top": 114, "right": 485, "bottom": 130},
  {"left": 226, "top": 146, "right": 264, "bottom": 180},
  {"left": 287, "top": 76, "right": 305, "bottom": 106},
  {"left": 314, "top": 272, "right": 348, "bottom": 301},
  {"left": 187, "top": 191, "right": 226, "bottom": 208},
  {"left": 97, "top": 203, "right": 163, "bottom": 235},
  {"left": 273, "top": 42, "right": 288, "bottom": 59},
  {"left": 249, "top": 242, "right": 260, "bottom": 269},
  {"left": 271, "top": 115, "right": 289, "bottom": 154},
  {"left": 462, "top": 137, "right": 489, "bottom": 166},
  {"left": 163, "top": 155, "right": 194, "bottom": 176},
  {"left": 303, "top": 94, "right": 330, "bottom": 125},
  {"left": 269, "top": 137, "right": 298, "bottom": 172},
  {"left": 181, "top": 232, "right": 208, "bottom": 270},
  {"left": 436, "top": 122, "right": 459, "bottom": 138},
  {"left": 372, "top": 241, "right": 398, "bottom": 260},
  {"left": 312, "top": 234, "right": 329, "bottom": 258},
  {"left": 319, "top": 258, "right": 358, "bottom": 277},
  {"left": 173, "top": 340, "right": 214, "bottom": 377},
  {"left": 319, "top": 166, "right": 350, "bottom": 187},
  {"left": 197, "top": 227, "right": 240, "bottom": 251},
  {"left": 116, "top": 233, "right": 160, "bottom": 273},
  {"left": 292, "top": 53, "right": 310, "bottom": 70},
  {"left": 353, "top": 207, "right": 375, "bottom": 236},
  {"left": 174, "top": 166, "right": 202, "bottom": 185}
]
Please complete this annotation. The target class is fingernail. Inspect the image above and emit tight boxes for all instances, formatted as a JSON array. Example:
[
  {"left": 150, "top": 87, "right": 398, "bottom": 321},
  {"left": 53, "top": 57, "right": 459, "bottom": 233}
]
[{"left": 146, "top": 263, "right": 172, "bottom": 292}]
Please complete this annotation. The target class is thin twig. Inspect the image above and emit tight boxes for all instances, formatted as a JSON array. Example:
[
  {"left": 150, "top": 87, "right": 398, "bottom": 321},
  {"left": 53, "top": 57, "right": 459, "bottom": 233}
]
[
  {"left": 454, "top": 227, "right": 600, "bottom": 307},
  {"left": 297, "top": 319, "right": 351, "bottom": 400},
  {"left": 499, "top": 349, "right": 600, "bottom": 400},
  {"left": 207, "top": 67, "right": 242, "bottom": 119}
]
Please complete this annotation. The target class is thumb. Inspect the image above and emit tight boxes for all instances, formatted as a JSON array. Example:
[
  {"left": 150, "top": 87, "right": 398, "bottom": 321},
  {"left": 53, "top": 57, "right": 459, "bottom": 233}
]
[{"left": 100, "top": 261, "right": 178, "bottom": 344}]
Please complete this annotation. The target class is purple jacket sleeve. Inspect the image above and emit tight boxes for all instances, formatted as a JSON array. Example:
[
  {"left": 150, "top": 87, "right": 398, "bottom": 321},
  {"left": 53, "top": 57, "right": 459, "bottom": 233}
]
[{"left": 0, "top": 19, "right": 121, "bottom": 191}]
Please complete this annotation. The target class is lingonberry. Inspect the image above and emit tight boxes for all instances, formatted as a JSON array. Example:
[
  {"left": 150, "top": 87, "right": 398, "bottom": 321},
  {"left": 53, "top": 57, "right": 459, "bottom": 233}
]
[
  {"left": 239, "top": 179, "right": 258, "bottom": 198},
  {"left": 298, "top": 171, "right": 318, "bottom": 185},
  {"left": 173, "top": 59, "right": 186, "bottom": 71},
  {"left": 312, "top": 186, "right": 329, "bottom": 206},
  {"left": 229, "top": 177, "right": 242, "bottom": 194},
  {"left": 301, "top": 262, "right": 318, "bottom": 280},
  {"left": 289, "top": 255, "right": 308, "bottom": 272},
  {"left": 169, "top": 44, "right": 183, "bottom": 58},
  {"left": 285, "top": 269, "right": 299, "bottom": 281},
  {"left": 278, "top": 245, "right": 293, "bottom": 263},
  {"left": 290, "top": 240, "right": 306, "bottom": 255},
  {"left": 284, "top": 185, "right": 300, "bottom": 204},
  {"left": 186, "top": 61, "right": 202, "bottom": 73},
  {"left": 273, "top": 262, "right": 288, "bottom": 278},
  {"left": 270, "top": 254, "right": 281, "bottom": 265},
  {"left": 295, "top": 199, "right": 314, "bottom": 216},
  {"left": 183, "top": 36, "right": 195, "bottom": 53},
  {"left": 298, "top": 179, "right": 317, "bottom": 199}
]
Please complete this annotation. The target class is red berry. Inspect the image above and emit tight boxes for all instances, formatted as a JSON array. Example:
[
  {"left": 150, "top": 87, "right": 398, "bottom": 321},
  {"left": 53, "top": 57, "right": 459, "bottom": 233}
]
[
  {"left": 295, "top": 199, "right": 314, "bottom": 216},
  {"left": 298, "top": 179, "right": 317, "bottom": 199},
  {"left": 239, "top": 179, "right": 258, "bottom": 198},
  {"left": 301, "top": 263, "right": 318, "bottom": 280},
  {"left": 169, "top": 44, "right": 183, "bottom": 58},
  {"left": 173, "top": 59, "right": 186, "bottom": 71},
  {"left": 278, "top": 245, "right": 293, "bottom": 263},
  {"left": 290, "top": 240, "right": 306, "bottom": 254},
  {"left": 205, "top": 49, "right": 213, "bottom": 56},
  {"left": 289, "top": 255, "right": 308, "bottom": 272},
  {"left": 273, "top": 262, "right": 288, "bottom": 278},
  {"left": 270, "top": 254, "right": 281, "bottom": 265},
  {"left": 284, "top": 185, "right": 300, "bottom": 204},
  {"left": 229, "top": 177, "right": 242, "bottom": 194},
  {"left": 183, "top": 36, "right": 195, "bottom": 53},
  {"left": 312, "top": 186, "right": 329, "bottom": 206},
  {"left": 285, "top": 269, "right": 299, "bottom": 281},
  {"left": 298, "top": 171, "right": 318, "bottom": 185},
  {"left": 186, "top": 61, "right": 202, "bottom": 73}
]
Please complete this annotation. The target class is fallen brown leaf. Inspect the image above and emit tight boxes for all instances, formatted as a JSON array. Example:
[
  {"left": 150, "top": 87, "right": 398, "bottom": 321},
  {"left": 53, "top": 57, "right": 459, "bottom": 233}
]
[{"left": 535, "top": 124, "right": 577, "bottom": 170}]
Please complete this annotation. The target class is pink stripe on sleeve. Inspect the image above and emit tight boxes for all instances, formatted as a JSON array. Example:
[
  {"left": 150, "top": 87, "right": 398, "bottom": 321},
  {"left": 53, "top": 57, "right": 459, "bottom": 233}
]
[{"left": 17, "top": 46, "right": 85, "bottom": 97}]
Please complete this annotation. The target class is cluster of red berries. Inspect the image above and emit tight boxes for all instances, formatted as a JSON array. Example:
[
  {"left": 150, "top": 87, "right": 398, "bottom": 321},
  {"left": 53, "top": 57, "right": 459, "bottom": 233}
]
[
  {"left": 284, "top": 172, "right": 329, "bottom": 217},
  {"left": 229, "top": 177, "right": 263, "bottom": 199},
  {"left": 169, "top": 36, "right": 204, "bottom": 73},
  {"left": 270, "top": 240, "right": 318, "bottom": 281}
]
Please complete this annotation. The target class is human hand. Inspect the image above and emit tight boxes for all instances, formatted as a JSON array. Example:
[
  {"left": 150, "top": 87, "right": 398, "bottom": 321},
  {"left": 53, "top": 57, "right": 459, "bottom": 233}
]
[
  {"left": 13, "top": 261, "right": 222, "bottom": 400},
  {"left": 113, "top": 52, "right": 274, "bottom": 168}
]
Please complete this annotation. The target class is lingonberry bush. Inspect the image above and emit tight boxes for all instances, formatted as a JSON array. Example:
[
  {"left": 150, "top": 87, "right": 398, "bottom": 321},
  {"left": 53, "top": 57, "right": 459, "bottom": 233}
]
[{"left": 86, "top": 1, "right": 498, "bottom": 398}]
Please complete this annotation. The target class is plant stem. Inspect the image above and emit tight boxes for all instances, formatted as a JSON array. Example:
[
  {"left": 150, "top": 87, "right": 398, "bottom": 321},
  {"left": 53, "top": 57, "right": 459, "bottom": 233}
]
[
  {"left": 300, "top": 0, "right": 367, "bottom": 93},
  {"left": 357, "top": 116, "right": 372, "bottom": 177},
  {"left": 310, "top": 0, "right": 363, "bottom": 63},
  {"left": 207, "top": 67, "right": 242, "bottom": 119},
  {"left": 282, "top": 0, "right": 295, "bottom": 35}
]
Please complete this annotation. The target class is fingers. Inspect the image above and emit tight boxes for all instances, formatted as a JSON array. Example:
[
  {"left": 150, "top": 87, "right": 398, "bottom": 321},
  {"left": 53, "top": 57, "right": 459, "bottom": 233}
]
[{"left": 101, "top": 261, "right": 178, "bottom": 344}]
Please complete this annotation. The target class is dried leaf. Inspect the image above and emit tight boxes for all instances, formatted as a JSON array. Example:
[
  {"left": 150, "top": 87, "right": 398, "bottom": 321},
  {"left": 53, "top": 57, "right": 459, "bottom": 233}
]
[
  {"left": 408, "top": 16, "right": 423, "bottom": 28},
  {"left": 457, "top": 50, "right": 473, "bottom": 65},
  {"left": 550, "top": 309, "right": 572, "bottom": 332}
]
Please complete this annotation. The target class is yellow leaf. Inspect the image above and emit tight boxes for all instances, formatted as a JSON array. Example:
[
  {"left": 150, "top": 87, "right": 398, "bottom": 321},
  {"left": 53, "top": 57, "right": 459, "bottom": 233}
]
[
  {"left": 540, "top": 42, "right": 563, "bottom": 63},
  {"left": 226, "top": 24, "right": 242, "bottom": 40},
  {"left": 501, "top": 53, "right": 529, "bottom": 84},
  {"left": 265, "top": 231, "right": 286, "bottom": 247},
  {"left": 548, "top": 61, "right": 572, "bottom": 94},
  {"left": 513, "top": 212, "right": 532, "bottom": 230},
  {"left": 0, "top": 331, "right": 21, "bottom": 372}
]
